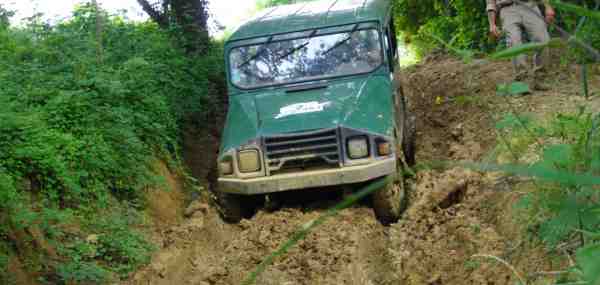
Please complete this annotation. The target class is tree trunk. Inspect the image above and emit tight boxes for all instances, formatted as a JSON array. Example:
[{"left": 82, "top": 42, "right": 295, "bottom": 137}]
[
  {"left": 136, "top": 0, "right": 210, "bottom": 55},
  {"left": 171, "top": 0, "right": 210, "bottom": 54},
  {"left": 92, "top": 0, "right": 104, "bottom": 64}
]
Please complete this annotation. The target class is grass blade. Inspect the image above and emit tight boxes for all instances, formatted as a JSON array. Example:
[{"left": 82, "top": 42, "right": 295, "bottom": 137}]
[
  {"left": 456, "top": 161, "right": 600, "bottom": 186},
  {"left": 550, "top": 0, "right": 600, "bottom": 22},
  {"left": 490, "top": 42, "right": 549, "bottom": 60}
]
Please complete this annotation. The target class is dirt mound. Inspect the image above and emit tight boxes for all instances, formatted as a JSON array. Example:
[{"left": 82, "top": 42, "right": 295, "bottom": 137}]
[
  {"left": 388, "top": 56, "right": 569, "bottom": 284},
  {"left": 400, "top": 56, "right": 512, "bottom": 162},
  {"left": 223, "top": 207, "right": 395, "bottom": 285},
  {"left": 129, "top": 202, "right": 399, "bottom": 285},
  {"left": 145, "top": 162, "right": 187, "bottom": 227},
  {"left": 390, "top": 168, "right": 511, "bottom": 284}
]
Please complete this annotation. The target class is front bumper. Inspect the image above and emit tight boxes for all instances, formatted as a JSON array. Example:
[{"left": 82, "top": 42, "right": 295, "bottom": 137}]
[{"left": 218, "top": 157, "right": 396, "bottom": 195}]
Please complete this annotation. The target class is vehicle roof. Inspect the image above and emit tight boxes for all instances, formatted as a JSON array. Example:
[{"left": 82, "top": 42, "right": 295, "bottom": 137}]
[{"left": 227, "top": 0, "right": 391, "bottom": 42}]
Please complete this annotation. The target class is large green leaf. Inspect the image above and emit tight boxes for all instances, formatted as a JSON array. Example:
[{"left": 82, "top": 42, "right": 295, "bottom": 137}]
[
  {"left": 539, "top": 144, "right": 573, "bottom": 169},
  {"left": 490, "top": 42, "right": 549, "bottom": 60},
  {"left": 497, "top": 82, "right": 531, "bottom": 96},
  {"left": 457, "top": 161, "right": 600, "bottom": 186},
  {"left": 551, "top": 0, "right": 600, "bottom": 22},
  {"left": 495, "top": 113, "right": 533, "bottom": 130},
  {"left": 576, "top": 243, "right": 600, "bottom": 285}
]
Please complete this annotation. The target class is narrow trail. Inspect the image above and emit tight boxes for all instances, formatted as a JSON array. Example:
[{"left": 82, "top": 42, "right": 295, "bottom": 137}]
[
  {"left": 130, "top": 197, "right": 398, "bottom": 285},
  {"left": 127, "top": 55, "right": 597, "bottom": 285}
]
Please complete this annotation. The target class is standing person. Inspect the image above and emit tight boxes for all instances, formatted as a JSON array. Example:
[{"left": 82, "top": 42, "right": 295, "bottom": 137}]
[{"left": 487, "top": 0, "right": 555, "bottom": 90}]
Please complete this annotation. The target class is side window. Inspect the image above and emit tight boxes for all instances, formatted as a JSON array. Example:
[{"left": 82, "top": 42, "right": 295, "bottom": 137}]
[
  {"left": 385, "top": 18, "right": 398, "bottom": 71},
  {"left": 388, "top": 18, "right": 398, "bottom": 59},
  {"left": 383, "top": 33, "right": 390, "bottom": 54},
  {"left": 384, "top": 30, "right": 393, "bottom": 72},
  {"left": 386, "top": 18, "right": 398, "bottom": 59}
]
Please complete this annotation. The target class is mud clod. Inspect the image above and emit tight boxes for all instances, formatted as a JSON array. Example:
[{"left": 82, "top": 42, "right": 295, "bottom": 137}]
[{"left": 184, "top": 200, "right": 210, "bottom": 218}]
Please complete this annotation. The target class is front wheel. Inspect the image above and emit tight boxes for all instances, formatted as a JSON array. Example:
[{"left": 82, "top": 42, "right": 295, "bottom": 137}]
[
  {"left": 403, "top": 115, "right": 417, "bottom": 167},
  {"left": 394, "top": 87, "right": 417, "bottom": 167},
  {"left": 372, "top": 175, "right": 407, "bottom": 225},
  {"left": 213, "top": 191, "right": 261, "bottom": 223}
]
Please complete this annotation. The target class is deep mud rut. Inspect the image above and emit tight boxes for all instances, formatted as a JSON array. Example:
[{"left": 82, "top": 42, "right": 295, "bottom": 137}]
[
  {"left": 128, "top": 56, "right": 599, "bottom": 285},
  {"left": 131, "top": 195, "right": 399, "bottom": 285}
]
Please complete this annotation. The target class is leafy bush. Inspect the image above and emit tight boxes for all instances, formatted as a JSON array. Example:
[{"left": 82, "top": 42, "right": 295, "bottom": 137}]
[
  {"left": 56, "top": 260, "right": 111, "bottom": 284},
  {"left": 393, "top": 0, "right": 600, "bottom": 57},
  {"left": 55, "top": 208, "right": 154, "bottom": 281},
  {"left": 494, "top": 109, "right": 600, "bottom": 284},
  {"left": 567, "top": 9, "right": 600, "bottom": 63},
  {"left": 0, "top": 248, "right": 10, "bottom": 285},
  {"left": 393, "top": 0, "right": 490, "bottom": 55},
  {"left": 94, "top": 216, "right": 155, "bottom": 277},
  {"left": 0, "top": 3, "right": 223, "bottom": 281}
]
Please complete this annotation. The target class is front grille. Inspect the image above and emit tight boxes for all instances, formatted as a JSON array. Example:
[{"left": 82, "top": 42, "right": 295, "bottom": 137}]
[{"left": 264, "top": 129, "right": 341, "bottom": 174}]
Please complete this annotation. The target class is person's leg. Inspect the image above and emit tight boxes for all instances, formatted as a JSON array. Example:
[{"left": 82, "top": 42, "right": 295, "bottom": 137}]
[
  {"left": 500, "top": 5, "right": 527, "bottom": 79},
  {"left": 521, "top": 2, "right": 551, "bottom": 70},
  {"left": 521, "top": 2, "right": 551, "bottom": 90}
]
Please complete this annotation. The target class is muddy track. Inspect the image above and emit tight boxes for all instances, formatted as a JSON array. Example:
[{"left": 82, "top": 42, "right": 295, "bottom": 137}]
[
  {"left": 130, "top": 198, "right": 399, "bottom": 285},
  {"left": 128, "top": 56, "right": 565, "bottom": 285}
]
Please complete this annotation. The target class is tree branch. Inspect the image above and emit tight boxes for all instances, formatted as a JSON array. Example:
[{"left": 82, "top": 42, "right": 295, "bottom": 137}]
[{"left": 136, "top": 0, "right": 169, "bottom": 28}]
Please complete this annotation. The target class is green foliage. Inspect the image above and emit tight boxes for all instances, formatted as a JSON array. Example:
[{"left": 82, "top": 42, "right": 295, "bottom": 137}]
[
  {"left": 393, "top": 0, "right": 490, "bottom": 55},
  {"left": 0, "top": 245, "right": 10, "bottom": 285},
  {"left": 46, "top": 202, "right": 155, "bottom": 283},
  {"left": 94, "top": 218, "right": 155, "bottom": 276},
  {"left": 57, "top": 260, "right": 111, "bottom": 284},
  {"left": 576, "top": 243, "right": 600, "bottom": 285},
  {"left": 0, "top": 8, "right": 180, "bottom": 206},
  {"left": 487, "top": 109, "right": 600, "bottom": 283},
  {"left": 490, "top": 42, "right": 551, "bottom": 60},
  {"left": 551, "top": 0, "right": 600, "bottom": 22},
  {"left": 393, "top": 0, "right": 600, "bottom": 60},
  {"left": 496, "top": 82, "right": 531, "bottom": 96},
  {"left": 55, "top": 209, "right": 154, "bottom": 281},
  {"left": 0, "top": 3, "right": 222, "bottom": 282}
]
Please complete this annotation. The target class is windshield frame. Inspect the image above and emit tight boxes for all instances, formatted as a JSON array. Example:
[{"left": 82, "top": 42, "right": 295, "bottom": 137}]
[{"left": 226, "top": 21, "right": 385, "bottom": 91}]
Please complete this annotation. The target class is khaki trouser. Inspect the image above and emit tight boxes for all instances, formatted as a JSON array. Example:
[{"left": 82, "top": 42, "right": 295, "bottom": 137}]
[{"left": 500, "top": 2, "right": 550, "bottom": 75}]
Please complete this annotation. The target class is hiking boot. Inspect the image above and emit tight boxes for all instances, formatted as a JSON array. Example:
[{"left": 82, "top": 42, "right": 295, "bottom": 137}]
[
  {"left": 532, "top": 70, "right": 551, "bottom": 91},
  {"left": 532, "top": 81, "right": 551, "bottom": 91},
  {"left": 514, "top": 70, "right": 529, "bottom": 82}
]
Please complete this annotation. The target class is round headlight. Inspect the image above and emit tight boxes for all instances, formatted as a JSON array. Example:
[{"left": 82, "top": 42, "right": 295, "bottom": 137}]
[
  {"left": 238, "top": 150, "right": 261, "bottom": 173},
  {"left": 347, "top": 137, "right": 369, "bottom": 159}
]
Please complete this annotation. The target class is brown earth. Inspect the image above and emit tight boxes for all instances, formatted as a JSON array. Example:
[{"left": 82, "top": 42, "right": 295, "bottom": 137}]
[
  {"left": 145, "top": 162, "right": 187, "bottom": 227},
  {"left": 126, "top": 56, "right": 600, "bottom": 285}
]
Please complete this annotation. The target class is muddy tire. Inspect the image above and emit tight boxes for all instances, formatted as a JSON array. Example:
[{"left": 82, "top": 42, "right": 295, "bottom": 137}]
[
  {"left": 214, "top": 192, "right": 261, "bottom": 223},
  {"left": 403, "top": 115, "right": 417, "bottom": 166},
  {"left": 372, "top": 175, "right": 407, "bottom": 225},
  {"left": 394, "top": 86, "right": 416, "bottom": 166}
]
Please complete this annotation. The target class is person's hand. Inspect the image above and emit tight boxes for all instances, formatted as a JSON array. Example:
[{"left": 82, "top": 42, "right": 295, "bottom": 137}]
[
  {"left": 545, "top": 6, "right": 556, "bottom": 23},
  {"left": 490, "top": 24, "right": 501, "bottom": 38}
]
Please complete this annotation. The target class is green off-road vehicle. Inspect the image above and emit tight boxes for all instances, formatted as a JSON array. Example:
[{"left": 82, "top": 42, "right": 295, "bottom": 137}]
[{"left": 216, "top": 0, "right": 416, "bottom": 224}]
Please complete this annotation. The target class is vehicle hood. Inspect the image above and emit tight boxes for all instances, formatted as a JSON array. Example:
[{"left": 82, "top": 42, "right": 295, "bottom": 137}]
[{"left": 220, "top": 75, "right": 394, "bottom": 153}]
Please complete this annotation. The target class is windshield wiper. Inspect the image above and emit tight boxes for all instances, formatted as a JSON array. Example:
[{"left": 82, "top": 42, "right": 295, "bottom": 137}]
[
  {"left": 322, "top": 23, "right": 360, "bottom": 56},
  {"left": 275, "top": 41, "right": 309, "bottom": 62},
  {"left": 274, "top": 29, "right": 318, "bottom": 62},
  {"left": 238, "top": 35, "right": 274, "bottom": 68}
]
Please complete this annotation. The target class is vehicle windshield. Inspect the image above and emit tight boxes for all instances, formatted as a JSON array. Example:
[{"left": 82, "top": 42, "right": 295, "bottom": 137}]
[{"left": 229, "top": 28, "right": 383, "bottom": 89}]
